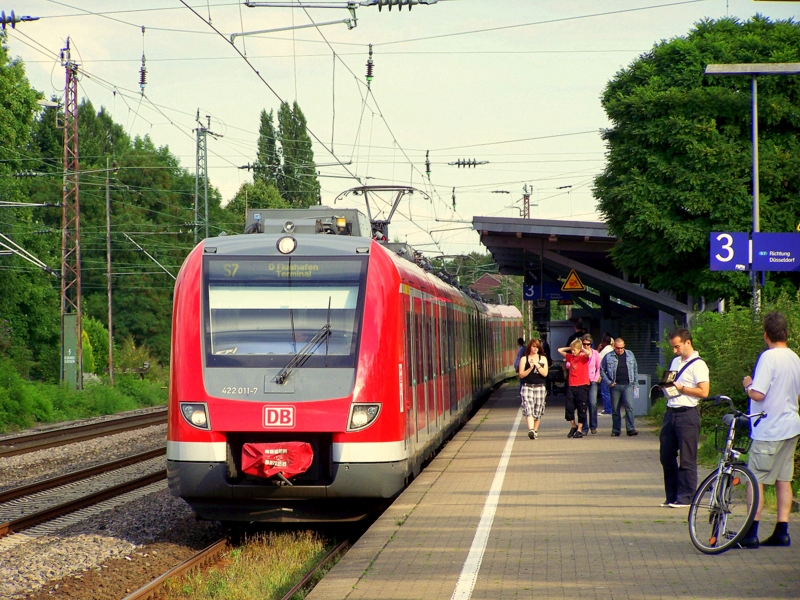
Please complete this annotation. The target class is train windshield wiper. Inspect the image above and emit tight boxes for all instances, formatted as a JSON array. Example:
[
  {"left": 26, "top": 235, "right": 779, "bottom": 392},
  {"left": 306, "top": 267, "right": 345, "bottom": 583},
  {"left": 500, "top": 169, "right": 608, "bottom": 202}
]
[{"left": 274, "top": 323, "right": 332, "bottom": 385}]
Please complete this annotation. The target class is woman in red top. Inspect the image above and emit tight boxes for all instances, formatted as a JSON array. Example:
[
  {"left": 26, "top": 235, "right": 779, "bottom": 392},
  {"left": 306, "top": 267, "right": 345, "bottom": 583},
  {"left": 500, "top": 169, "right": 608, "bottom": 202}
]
[{"left": 558, "top": 338, "right": 592, "bottom": 438}]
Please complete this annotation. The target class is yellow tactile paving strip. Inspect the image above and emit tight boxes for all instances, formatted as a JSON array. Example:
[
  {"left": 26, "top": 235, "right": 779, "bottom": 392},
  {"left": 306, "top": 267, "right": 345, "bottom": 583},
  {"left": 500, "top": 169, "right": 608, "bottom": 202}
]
[{"left": 309, "top": 385, "right": 800, "bottom": 600}]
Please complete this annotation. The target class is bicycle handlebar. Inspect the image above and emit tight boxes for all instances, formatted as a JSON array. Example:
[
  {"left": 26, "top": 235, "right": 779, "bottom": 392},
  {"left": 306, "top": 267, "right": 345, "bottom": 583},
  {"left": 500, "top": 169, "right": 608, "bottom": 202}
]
[{"left": 703, "top": 395, "right": 767, "bottom": 427}]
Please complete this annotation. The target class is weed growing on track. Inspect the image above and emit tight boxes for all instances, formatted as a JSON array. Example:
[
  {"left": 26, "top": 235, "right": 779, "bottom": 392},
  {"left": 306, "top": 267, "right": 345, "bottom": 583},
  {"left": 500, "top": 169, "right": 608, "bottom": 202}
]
[{"left": 162, "top": 531, "right": 331, "bottom": 600}]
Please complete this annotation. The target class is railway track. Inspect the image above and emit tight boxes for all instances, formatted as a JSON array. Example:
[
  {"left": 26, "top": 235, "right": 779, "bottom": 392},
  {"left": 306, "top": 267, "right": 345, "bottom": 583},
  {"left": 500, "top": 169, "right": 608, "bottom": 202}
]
[
  {"left": 0, "top": 451, "right": 166, "bottom": 539},
  {"left": 122, "top": 537, "right": 351, "bottom": 600},
  {"left": 0, "top": 407, "right": 168, "bottom": 458}
]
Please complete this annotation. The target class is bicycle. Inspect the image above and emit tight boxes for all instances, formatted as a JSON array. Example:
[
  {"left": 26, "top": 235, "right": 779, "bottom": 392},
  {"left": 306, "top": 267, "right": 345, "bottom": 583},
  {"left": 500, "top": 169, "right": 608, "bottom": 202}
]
[{"left": 688, "top": 395, "right": 767, "bottom": 554}]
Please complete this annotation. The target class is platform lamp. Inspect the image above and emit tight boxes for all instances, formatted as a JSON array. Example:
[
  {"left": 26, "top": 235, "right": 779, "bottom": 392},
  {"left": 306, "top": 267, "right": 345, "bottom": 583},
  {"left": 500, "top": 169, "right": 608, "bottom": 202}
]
[{"left": 704, "top": 63, "right": 800, "bottom": 314}]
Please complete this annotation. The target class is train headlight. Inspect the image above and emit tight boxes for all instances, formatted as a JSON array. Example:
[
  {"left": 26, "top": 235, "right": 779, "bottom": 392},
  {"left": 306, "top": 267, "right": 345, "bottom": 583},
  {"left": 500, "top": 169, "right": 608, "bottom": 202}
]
[
  {"left": 180, "top": 402, "right": 210, "bottom": 430},
  {"left": 277, "top": 236, "right": 297, "bottom": 254},
  {"left": 347, "top": 403, "right": 381, "bottom": 431}
]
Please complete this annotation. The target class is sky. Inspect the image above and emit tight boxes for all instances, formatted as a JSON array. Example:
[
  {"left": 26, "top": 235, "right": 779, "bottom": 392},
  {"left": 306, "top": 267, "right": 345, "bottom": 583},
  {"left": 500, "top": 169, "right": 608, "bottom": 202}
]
[{"left": 7, "top": 0, "right": 799, "bottom": 257}]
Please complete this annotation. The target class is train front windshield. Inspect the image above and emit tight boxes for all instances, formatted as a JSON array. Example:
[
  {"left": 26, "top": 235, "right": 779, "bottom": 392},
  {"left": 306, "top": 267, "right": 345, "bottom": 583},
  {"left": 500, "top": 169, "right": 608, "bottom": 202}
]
[{"left": 204, "top": 256, "right": 367, "bottom": 368}]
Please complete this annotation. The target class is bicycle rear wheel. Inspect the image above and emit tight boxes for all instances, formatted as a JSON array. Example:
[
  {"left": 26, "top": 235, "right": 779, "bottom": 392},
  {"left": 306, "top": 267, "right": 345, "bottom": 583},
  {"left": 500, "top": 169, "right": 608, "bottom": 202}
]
[{"left": 688, "top": 464, "right": 759, "bottom": 554}]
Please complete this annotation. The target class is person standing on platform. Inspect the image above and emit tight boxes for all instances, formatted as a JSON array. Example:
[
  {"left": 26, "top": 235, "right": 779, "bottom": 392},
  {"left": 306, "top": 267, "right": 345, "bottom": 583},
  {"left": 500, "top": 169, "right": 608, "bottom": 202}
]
[
  {"left": 540, "top": 333, "right": 552, "bottom": 365},
  {"left": 658, "top": 329, "right": 709, "bottom": 508},
  {"left": 566, "top": 320, "right": 584, "bottom": 346},
  {"left": 601, "top": 338, "right": 639, "bottom": 437},
  {"left": 597, "top": 335, "right": 615, "bottom": 414},
  {"left": 540, "top": 333, "right": 553, "bottom": 395},
  {"left": 513, "top": 337, "right": 525, "bottom": 372},
  {"left": 582, "top": 334, "right": 601, "bottom": 435},
  {"left": 559, "top": 339, "right": 591, "bottom": 438},
  {"left": 738, "top": 312, "right": 800, "bottom": 548},
  {"left": 518, "top": 339, "right": 549, "bottom": 440}
]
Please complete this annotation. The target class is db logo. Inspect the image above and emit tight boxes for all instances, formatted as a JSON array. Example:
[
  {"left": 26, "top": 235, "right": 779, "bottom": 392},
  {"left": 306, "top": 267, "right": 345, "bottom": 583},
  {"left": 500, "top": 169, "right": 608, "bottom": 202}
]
[{"left": 264, "top": 406, "right": 295, "bottom": 428}]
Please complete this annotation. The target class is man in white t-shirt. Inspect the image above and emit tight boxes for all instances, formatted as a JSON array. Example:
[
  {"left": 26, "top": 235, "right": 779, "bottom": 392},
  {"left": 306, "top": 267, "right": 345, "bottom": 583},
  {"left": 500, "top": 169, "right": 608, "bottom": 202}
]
[
  {"left": 738, "top": 312, "right": 800, "bottom": 548},
  {"left": 659, "top": 328, "right": 710, "bottom": 508}
]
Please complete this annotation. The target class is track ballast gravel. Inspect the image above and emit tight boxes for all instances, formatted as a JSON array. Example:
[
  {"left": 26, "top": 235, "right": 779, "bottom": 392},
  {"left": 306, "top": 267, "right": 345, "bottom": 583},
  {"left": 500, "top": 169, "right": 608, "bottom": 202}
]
[{"left": 0, "top": 408, "right": 223, "bottom": 599}]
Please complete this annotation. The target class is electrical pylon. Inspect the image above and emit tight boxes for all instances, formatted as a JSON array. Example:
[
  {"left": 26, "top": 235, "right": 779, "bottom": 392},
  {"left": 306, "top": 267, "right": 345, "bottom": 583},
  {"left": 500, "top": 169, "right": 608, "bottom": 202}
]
[
  {"left": 194, "top": 111, "right": 208, "bottom": 244},
  {"left": 60, "top": 38, "right": 82, "bottom": 390},
  {"left": 522, "top": 185, "right": 530, "bottom": 219}
]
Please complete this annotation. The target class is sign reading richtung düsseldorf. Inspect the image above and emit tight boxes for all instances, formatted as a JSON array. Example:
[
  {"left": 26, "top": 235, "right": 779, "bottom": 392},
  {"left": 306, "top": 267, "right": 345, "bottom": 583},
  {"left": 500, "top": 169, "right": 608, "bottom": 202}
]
[{"left": 752, "top": 233, "right": 800, "bottom": 272}]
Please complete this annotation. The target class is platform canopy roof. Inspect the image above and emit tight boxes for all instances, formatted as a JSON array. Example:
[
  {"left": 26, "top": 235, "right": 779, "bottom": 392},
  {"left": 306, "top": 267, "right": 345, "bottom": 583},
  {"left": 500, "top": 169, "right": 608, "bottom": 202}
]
[{"left": 472, "top": 216, "right": 690, "bottom": 318}]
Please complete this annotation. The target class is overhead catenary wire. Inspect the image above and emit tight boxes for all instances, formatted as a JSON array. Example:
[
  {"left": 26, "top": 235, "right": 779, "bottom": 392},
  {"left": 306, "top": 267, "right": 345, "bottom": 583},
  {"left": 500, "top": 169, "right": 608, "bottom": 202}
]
[
  {"left": 372, "top": 0, "right": 710, "bottom": 47},
  {"left": 12, "top": 5, "right": 608, "bottom": 249}
]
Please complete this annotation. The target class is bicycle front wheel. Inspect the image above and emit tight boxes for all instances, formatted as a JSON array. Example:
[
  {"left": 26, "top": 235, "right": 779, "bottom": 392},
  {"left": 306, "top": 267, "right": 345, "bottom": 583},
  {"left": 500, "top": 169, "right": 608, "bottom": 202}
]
[{"left": 688, "top": 465, "right": 759, "bottom": 554}]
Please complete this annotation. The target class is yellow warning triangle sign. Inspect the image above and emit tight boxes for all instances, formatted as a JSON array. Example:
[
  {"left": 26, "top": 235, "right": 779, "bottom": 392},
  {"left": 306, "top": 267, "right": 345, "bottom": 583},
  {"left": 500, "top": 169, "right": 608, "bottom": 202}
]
[{"left": 561, "top": 269, "right": 585, "bottom": 292}]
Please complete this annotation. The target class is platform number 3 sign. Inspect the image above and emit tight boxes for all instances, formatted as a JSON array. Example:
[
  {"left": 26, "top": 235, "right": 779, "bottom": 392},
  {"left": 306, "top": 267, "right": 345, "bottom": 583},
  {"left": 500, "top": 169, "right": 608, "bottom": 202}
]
[{"left": 709, "top": 232, "right": 749, "bottom": 272}]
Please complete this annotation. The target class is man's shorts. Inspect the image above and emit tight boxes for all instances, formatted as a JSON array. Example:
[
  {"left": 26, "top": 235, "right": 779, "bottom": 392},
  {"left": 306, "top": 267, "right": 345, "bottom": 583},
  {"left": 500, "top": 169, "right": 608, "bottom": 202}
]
[{"left": 748, "top": 435, "right": 800, "bottom": 485}]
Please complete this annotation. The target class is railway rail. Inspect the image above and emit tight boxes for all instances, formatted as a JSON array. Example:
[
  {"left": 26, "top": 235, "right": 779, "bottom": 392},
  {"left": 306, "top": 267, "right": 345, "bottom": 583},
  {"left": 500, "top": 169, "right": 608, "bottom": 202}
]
[
  {"left": 0, "top": 447, "right": 165, "bottom": 504},
  {"left": 0, "top": 407, "right": 168, "bottom": 458},
  {"left": 0, "top": 455, "right": 166, "bottom": 538},
  {"left": 122, "top": 537, "right": 350, "bottom": 600}
]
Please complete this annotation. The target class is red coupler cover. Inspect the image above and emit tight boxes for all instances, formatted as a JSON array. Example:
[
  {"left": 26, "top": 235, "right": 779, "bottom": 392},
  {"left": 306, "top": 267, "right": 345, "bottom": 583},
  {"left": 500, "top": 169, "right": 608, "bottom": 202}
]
[{"left": 241, "top": 442, "right": 314, "bottom": 480}]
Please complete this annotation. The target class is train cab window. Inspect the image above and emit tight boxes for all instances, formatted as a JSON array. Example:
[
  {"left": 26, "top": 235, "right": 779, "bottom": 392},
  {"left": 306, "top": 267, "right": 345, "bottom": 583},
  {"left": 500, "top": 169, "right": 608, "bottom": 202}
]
[{"left": 203, "top": 257, "right": 367, "bottom": 368}]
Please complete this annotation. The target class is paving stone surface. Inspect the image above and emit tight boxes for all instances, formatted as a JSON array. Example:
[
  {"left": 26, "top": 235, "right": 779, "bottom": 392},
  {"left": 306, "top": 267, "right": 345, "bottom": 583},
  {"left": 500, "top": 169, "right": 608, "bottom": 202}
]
[{"left": 309, "top": 385, "right": 800, "bottom": 600}]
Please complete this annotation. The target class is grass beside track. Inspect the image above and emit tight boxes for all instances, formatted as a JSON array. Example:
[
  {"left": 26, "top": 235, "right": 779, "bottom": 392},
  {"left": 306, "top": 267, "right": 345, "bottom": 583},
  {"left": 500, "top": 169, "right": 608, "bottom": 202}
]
[{"left": 162, "top": 531, "right": 333, "bottom": 600}]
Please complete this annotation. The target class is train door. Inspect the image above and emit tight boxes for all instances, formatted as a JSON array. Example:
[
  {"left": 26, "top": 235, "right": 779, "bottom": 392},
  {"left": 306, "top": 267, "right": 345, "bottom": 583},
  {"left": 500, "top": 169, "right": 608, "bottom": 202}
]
[
  {"left": 435, "top": 302, "right": 445, "bottom": 424},
  {"left": 424, "top": 299, "right": 436, "bottom": 434},
  {"left": 413, "top": 294, "right": 426, "bottom": 440},
  {"left": 448, "top": 304, "right": 457, "bottom": 415},
  {"left": 439, "top": 302, "right": 449, "bottom": 417},
  {"left": 403, "top": 293, "right": 415, "bottom": 455}
]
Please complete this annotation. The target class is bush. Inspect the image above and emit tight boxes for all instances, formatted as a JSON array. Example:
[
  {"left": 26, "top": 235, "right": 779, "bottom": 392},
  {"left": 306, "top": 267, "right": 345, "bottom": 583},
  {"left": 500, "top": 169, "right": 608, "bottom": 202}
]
[
  {"left": 83, "top": 317, "right": 110, "bottom": 375},
  {"left": 680, "top": 293, "right": 800, "bottom": 466},
  {"left": 0, "top": 356, "right": 52, "bottom": 431},
  {"left": 82, "top": 329, "right": 95, "bottom": 375},
  {"left": 0, "top": 355, "right": 167, "bottom": 434}
]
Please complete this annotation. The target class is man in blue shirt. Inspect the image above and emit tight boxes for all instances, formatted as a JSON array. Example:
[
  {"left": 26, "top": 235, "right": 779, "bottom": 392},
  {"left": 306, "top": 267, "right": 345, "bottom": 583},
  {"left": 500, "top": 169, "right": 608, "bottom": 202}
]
[{"left": 513, "top": 338, "right": 525, "bottom": 372}]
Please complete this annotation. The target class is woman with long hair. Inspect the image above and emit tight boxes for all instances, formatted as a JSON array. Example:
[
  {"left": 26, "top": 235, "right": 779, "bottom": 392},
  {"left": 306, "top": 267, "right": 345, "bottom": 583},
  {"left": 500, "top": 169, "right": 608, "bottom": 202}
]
[{"left": 518, "top": 338, "right": 549, "bottom": 439}]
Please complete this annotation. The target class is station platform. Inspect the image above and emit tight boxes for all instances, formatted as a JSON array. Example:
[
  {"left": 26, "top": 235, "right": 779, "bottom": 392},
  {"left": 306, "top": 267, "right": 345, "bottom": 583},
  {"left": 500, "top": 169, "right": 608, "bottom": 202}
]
[{"left": 308, "top": 384, "right": 800, "bottom": 599}]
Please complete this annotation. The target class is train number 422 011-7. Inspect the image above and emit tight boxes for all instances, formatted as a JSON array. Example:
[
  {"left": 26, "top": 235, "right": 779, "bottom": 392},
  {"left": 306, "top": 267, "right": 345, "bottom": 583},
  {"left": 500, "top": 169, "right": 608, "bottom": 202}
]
[{"left": 221, "top": 386, "right": 259, "bottom": 395}]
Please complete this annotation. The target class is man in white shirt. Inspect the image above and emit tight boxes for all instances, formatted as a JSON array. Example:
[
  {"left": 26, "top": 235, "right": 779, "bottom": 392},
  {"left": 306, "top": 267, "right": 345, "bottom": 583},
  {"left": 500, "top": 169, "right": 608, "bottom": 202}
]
[
  {"left": 659, "top": 328, "right": 710, "bottom": 508},
  {"left": 738, "top": 312, "right": 800, "bottom": 548}
]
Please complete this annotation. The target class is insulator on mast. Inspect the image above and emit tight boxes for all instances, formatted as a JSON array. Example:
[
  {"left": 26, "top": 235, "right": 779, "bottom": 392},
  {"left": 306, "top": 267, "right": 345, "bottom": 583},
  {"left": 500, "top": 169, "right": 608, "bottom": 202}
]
[
  {"left": 139, "top": 26, "right": 147, "bottom": 94},
  {"left": 366, "top": 43, "right": 374, "bottom": 89},
  {"left": 425, "top": 150, "right": 430, "bottom": 179},
  {"left": 139, "top": 58, "right": 147, "bottom": 93}
]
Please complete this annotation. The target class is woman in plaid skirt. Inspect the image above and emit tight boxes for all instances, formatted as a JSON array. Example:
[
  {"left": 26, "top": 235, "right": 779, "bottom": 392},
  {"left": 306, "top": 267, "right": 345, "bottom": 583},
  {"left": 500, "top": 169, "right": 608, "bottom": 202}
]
[{"left": 518, "top": 338, "right": 549, "bottom": 439}]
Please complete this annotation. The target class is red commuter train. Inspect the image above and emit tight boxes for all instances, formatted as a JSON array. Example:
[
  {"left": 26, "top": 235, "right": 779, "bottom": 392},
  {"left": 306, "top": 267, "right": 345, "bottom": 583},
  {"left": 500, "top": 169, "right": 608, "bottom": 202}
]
[{"left": 167, "top": 207, "right": 522, "bottom": 522}]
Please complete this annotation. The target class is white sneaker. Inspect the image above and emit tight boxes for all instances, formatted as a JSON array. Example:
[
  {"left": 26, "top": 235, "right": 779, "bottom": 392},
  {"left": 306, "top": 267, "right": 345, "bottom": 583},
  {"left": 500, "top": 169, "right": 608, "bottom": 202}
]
[{"left": 668, "top": 502, "right": 690, "bottom": 508}]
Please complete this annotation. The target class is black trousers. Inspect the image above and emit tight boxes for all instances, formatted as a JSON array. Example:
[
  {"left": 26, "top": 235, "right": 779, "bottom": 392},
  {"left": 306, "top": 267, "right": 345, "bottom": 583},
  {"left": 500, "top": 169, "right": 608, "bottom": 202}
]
[
  {"left": 565, "top": 384, "right": 588, "bottom": 425},
  {"left": 659, "top": 408, "right": 700, "bottom": 504}
]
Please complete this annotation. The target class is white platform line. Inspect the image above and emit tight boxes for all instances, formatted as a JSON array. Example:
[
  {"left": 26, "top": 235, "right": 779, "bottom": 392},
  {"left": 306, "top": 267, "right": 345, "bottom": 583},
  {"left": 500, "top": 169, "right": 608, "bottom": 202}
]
[{"left": 451, "top": 409, "right": 521, "bottom": 600}]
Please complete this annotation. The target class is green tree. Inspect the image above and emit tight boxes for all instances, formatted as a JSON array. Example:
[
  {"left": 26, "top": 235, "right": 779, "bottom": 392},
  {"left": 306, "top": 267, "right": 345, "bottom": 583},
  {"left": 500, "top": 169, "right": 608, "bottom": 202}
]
[
  {"left": 221, "top": 180, "right": 288, "bottom": 233},
  {"left": 277, "top": 101, "right": 320, "bottom": 207},
  {"left": 254, "top": 109, "right": 281, "bottom": 189},
  {"left": 0, "top": 35, "right": 61, "bottom": 380},
  {"left": 594, "top": 16, "right": 800, "bottom": 302}
]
